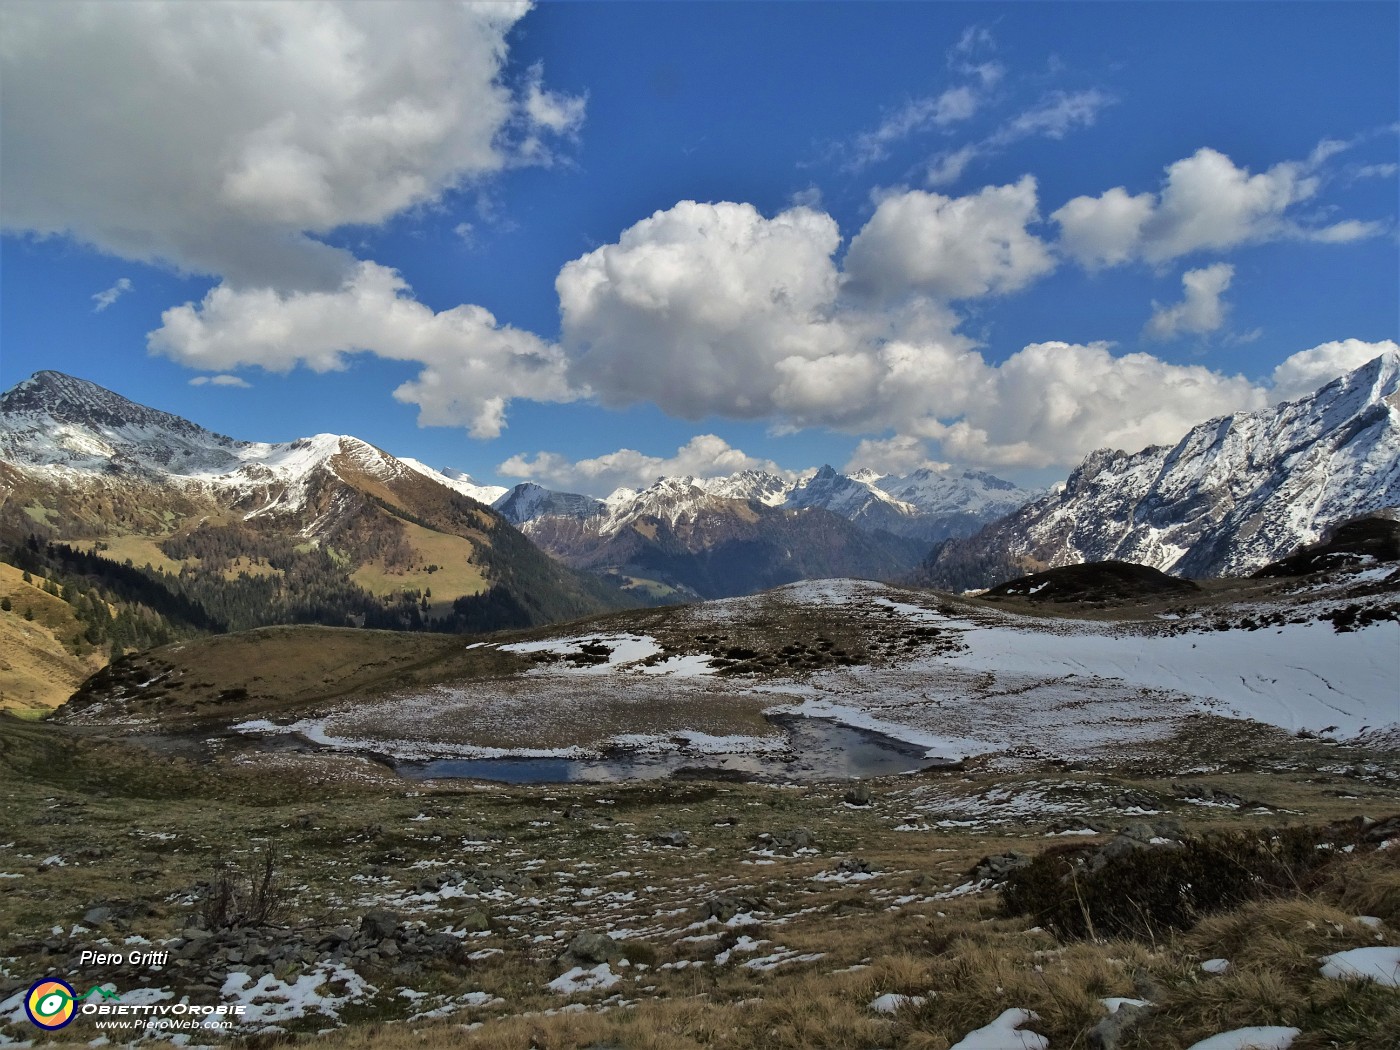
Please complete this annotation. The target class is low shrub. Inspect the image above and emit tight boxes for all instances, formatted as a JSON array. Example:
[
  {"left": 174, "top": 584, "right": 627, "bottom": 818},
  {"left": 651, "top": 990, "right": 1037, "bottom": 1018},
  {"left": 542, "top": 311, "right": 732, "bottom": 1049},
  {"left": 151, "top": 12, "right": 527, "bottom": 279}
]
[{"left": 1000, "top": 823, "right": 1371, "bottom": 940}]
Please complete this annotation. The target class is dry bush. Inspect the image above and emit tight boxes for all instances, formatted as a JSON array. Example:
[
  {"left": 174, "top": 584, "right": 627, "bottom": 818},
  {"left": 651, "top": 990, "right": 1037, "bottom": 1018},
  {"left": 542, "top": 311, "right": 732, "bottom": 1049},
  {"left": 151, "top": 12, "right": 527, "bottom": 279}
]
[
  {"left": 198, "top": 849, "right": 285, "bottom": 929},
  {"left": 1000, "top": 824, "right": 1368, "bottom": 940}
]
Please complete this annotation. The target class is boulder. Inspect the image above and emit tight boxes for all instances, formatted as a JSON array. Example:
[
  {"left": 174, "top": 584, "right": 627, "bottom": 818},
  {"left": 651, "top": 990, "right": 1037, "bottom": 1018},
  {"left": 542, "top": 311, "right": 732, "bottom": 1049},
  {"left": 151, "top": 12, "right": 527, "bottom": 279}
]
[
  {"left": 971, "top": 852, "right": 1031, "bottom": 882},
  {"left": 360, "top": 909, "right": 400, "bottom": 942},
  {"left": 562, "top": 931, "right": 621, "bottom": 965}
]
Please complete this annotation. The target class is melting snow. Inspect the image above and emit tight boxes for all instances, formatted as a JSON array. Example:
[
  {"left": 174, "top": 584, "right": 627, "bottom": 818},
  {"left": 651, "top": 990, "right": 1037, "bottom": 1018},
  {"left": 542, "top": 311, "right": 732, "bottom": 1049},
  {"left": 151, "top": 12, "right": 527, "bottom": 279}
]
[
  {"left": 221, "top": 963, "right": 374, "bottom": 1025},
  {"left": 1184, "top": 1028, "right": 1299, "bottom": 1050},
  {"left": 1319, "top": 945, "right": 1400, "bottom": 986},
  {"left": 869, "top": 992, "right": 927, "bottom": 1013},
  {"left": 547, "top": 964, "right": 620, "bottom": 995},
  {"left": 948, "top": 1007, "right": 1049, "bottom": 1050}
]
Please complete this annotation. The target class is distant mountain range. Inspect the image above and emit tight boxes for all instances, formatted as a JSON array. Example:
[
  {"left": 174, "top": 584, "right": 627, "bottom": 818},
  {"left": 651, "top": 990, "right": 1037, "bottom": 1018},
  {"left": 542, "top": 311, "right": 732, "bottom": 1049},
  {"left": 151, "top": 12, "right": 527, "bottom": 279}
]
[
  {"left": 480, "top": 464, "right": 1031, "bottom": 600},
  {"left": 0, "top": 371, "right": 629, "bottom": 635},
  {"left": 4, "top": 348, "right": 1394, "bottom": 639},
  {"left": 919, "top": 349, "right": 1400, "bottom": 590}
]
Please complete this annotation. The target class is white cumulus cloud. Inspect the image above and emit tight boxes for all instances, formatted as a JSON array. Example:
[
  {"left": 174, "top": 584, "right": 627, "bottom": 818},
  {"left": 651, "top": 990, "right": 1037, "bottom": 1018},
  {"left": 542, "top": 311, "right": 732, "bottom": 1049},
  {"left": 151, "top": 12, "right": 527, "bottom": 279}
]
[
  {"left": 498, "top": 435, "right": 788, "bottom": 496},
  {"left": 0, "top": 1, "right": 581, "bottom": 288},
  {"left": 843, "top": 435, "right": 945, "bottom": 476},
  {"left": 844, "top": 176, "right": 1055, "bottom": 300},
  {"left": 1145, "top": 263, "right": 1235, "bottom": 339},
  {"left": 1269, "top": 338, "right": 1400, "bottom": 402},
  {"left": 557, "top": 200, "right": 848, "bottom": 420},
  {"left": 547, "top": 193, "right": 1278, "bottom": 468},
  {"left": 918, "top": 341, "right": 1269, "bottom": 468},
  {"left": 149, "top": 262, "right": 578, "bottom": 438},
  {"left": 1053, "top": 147, "right": 1381, "bottom": 268}
]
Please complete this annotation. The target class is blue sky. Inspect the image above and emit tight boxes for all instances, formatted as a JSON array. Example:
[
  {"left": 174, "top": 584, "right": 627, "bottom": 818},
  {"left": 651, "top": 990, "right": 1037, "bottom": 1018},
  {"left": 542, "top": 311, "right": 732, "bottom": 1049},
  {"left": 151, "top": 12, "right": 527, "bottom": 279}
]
[{"left": 2, "top": 1, "right": 1396, "bottom": 495}]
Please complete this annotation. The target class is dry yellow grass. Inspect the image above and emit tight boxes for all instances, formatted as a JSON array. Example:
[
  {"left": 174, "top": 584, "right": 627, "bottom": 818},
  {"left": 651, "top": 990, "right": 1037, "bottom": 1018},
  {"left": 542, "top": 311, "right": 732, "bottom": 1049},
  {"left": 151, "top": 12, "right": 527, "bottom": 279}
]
[
  {"left": 350, "top": 519, "right": 489, "bottom": 611},
  {"left": 90, "top": 533, "right": 196, "bottom": 575},
  {"left": 0, "top": 562, "right": 104, "bottom": 713}
]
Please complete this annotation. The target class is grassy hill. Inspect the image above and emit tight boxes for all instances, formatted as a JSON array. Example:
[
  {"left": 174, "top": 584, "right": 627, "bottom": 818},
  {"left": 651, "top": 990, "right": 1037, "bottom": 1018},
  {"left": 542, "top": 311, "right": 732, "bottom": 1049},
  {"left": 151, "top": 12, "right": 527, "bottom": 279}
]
[{"left": 0, "top": 562, "right": 106, "bottom": 715}]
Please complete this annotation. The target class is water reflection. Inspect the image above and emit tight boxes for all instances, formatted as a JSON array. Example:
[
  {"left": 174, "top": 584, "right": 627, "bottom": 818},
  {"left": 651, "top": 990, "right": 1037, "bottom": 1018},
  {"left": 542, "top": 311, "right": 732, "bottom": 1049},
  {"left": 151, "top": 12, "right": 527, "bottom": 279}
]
[{"left": 395, "top": 716, "right": 947, "bottom": 784}]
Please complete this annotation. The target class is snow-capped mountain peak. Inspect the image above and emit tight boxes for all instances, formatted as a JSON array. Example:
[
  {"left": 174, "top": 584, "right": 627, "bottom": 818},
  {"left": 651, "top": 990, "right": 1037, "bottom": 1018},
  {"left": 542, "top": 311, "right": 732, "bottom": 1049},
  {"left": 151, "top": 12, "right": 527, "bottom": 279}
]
[
  {"left": 481, "top": 461, "right": 1033, "bottom": 544},
  {"left": 697, "top": 470, "right": 792, "bottom": 506},
  {"left": 922, "top": 348, "right": 1400, "bottom": 587},
  {"left": 493, "top": 483, "right": 605, "bottom": 525},
  {"left": 399, "top": 459, "right": 509, "bottom": 505}
]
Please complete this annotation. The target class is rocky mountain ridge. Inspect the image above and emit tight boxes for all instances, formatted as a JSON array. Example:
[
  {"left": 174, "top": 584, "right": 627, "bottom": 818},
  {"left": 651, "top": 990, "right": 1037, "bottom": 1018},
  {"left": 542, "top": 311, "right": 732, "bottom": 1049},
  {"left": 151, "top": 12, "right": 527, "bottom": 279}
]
[
  {"left": 0, "top": 371, "right": 629, "bottom": 633},
  {"left": 478, "top": 464, "right": 1026, "bottom": 600},
  {"left": 919, "top": 349, "right": 1400, "bottom": 590},
  {"left": 491, "top": 463, "right": 1030, "bottom": 543}
]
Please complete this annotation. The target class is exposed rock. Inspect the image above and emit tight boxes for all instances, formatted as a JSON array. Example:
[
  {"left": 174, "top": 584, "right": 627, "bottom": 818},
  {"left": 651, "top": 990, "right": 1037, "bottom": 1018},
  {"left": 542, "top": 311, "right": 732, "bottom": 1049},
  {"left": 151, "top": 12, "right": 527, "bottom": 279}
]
[
  {"left": 971, "top": 852, "right": 1031, "bottom": 882},
  {"left": 359, "top": 909, "right": 400, "bottom": 942},
  {"left": 755, "top": 827, "right": 816, "bottom": 851},
  {"left": 457, "top": 911, "right": 490, "bottom": 933},
  {"left": 561, "top": 931, "right": 621, "bottom": 966},
  {"left": 1088, "top": 1001, "right": 1151, "bottom": 1050},
  {"left": 1109, "top": 790, "right": 1161, "bottom": 811},
  {"left": 652, "top": 829, "right": 690, "bottom": 848},
  {"left": 844, "top": 785, "right": 873, "bottom": 806},
  {"left": 703, "top": 895, "right": 766, "bottom": 922},
  {"left": 1172, "top": 783, "right": 1246, "bottom": 807}
]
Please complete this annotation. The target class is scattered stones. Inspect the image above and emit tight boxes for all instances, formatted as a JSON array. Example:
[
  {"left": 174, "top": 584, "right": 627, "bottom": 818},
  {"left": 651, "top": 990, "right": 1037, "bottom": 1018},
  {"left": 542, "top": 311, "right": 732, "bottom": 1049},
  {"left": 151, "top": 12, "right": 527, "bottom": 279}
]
[
  {"left": 1109, "top": 790, "right": 1160, "bottom": 811},
  {"left": 1172, "top": 783, "right": 1245, "bottom": 807},
  {"left": 835, "top": 857, "right": 871, "bottom": 875},
  {"left": 971, "top": 852, "right": 1031, "bottom": 882},
  {"left": 703, "top": 895, "right": 767, "bottom": 922},
  {"left": 754, "top": 827, "right": 817, "bottom": 852}
]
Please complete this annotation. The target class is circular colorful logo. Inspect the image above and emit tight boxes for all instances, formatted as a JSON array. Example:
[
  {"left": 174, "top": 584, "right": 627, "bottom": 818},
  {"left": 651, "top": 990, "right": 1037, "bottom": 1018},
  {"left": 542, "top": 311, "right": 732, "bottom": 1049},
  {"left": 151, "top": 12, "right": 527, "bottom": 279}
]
[{"left": 25, "top": 979, "right": 77, "bottom": 1029}]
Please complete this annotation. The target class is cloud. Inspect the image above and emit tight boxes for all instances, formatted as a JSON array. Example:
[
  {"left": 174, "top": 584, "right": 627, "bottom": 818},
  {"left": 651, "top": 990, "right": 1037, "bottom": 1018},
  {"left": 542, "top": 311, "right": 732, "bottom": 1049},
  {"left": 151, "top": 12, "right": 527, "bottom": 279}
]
[
  {"left": 557, "top": 200, "right": 849, "bottom": 420},
  {"left": 916, "top": 341, "right": 1269, "bottom": 468},
  {"left": 549, "top": 193, "right": 1271, "bottom": 468},
  {"left": 1353, "top": 163, "right": 1398, "bottom": 179},
  {"left": 844, "top": 176, "right": 1055, "bottom": 300},
  {"left": 843, "top": 435, "right": 944, "bottom": 476},
  {"left": 842, "top": 25, "right": 1006, "bottom": 172},
  {"left": 849, "top": 88, "right": 986, "bottom": 169},
  {"left": 1269, "top": 338, "right": 1400, "bottom": 402},
  {"left": 998, "top": 89, "right": 1113, "bottom": 142},
  {"left": 498, "top": 435, "right": 788, "bottom": 496},
  {"left": 188, "top": 374, "right": 251, "bottom": 389},
  {"left": 149, "top": 261, "right": 578, "bottom": 438},
  {"left": 925, "top": 146, "right": 981, "bottom": 188},
  {"left": 0, "top": 2, "right": 581, "bottom": 288},
  {"left": 924, "top": 89, "right": 1113, "bottom": 187},
  {"left": 91, "top": 277, "right": 132, "bottom": 312},
  {"left": 1145, "top": 263, "right": 1234, "bottom": 339},
  {"left": 1053, "top": 146, "right": 1381, "bottom": 268}
]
